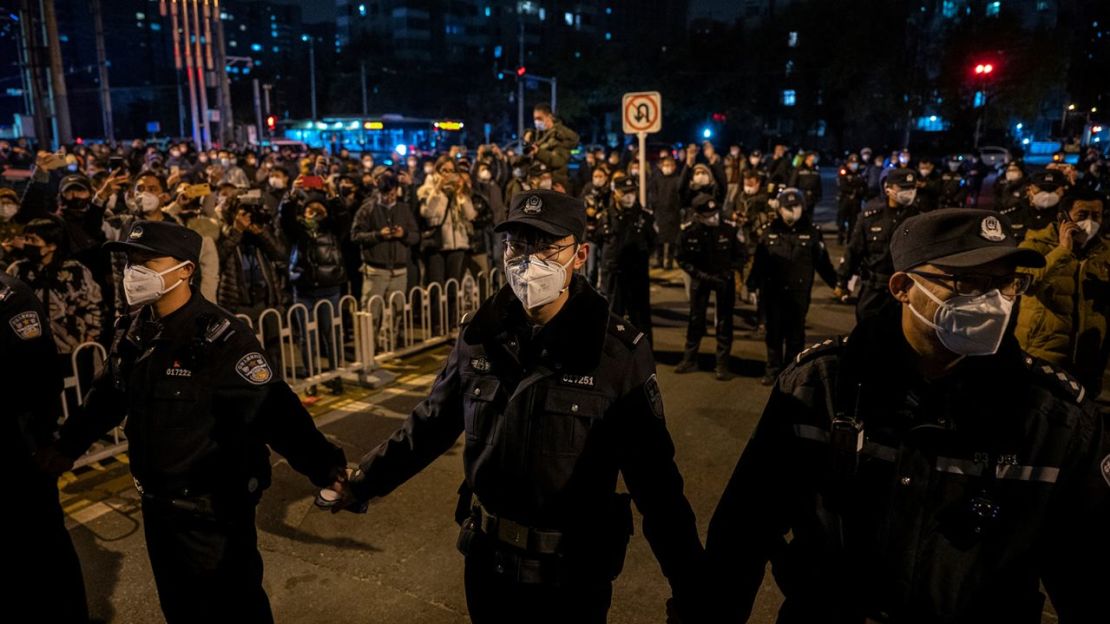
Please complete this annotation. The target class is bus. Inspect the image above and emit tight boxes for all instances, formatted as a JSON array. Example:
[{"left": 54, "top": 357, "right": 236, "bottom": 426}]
[{"left": 275, "top": 115, "right": 465, "bottom": 160}]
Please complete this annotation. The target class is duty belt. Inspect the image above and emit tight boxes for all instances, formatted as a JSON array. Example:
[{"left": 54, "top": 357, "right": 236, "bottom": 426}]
[{"left": 476, "top": 504, "right": 563, "bottom": 555}]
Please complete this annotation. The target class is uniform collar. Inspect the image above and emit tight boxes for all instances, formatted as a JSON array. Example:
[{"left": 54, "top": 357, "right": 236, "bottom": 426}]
[
  {"left": 131, "top": 290, "right": 207, "bottom": 346},
  {"left": 463, "top": 274, "right": 610, "bottom": 373}
]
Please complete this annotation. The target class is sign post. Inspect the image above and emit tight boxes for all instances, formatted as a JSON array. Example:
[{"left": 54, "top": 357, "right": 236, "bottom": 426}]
[{"left": 622, "top": 91, "right": 662, "bottom": 209}]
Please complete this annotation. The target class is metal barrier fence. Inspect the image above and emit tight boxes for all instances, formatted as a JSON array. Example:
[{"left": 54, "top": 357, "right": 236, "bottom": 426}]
[{"left": 63, "top": 269, "right": 504, "bottom": 469}]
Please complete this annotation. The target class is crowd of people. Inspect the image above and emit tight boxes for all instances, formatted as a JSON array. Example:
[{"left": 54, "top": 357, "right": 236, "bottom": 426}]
[{"left": 4, "top": 101, "right": 1110, "bottom": 623}]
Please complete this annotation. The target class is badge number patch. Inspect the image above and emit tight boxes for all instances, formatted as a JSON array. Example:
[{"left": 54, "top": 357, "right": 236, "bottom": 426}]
[
  {"left": 8, "top": 311, "right": 42, "bottom": 340},
  {"left": 236, "top": 352, "right": 273, "bottom": 385}
]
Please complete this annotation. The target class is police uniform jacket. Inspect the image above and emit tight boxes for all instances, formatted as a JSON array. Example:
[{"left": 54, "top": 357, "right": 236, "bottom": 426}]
[
  {"left": 837, "top": 200, "right": 918, "bottom": 289},
  {"left": 747, "top": 218, "right": 837, "bottom": 296},
  {"left": 58, "top": 290, "right": 345, "bottom": 500},
  {"left": 706, "top": 313, "right": 1109, "bottom": 623},
  {"left": 1, "top": 273, "right": 60, "bottom": 465},
  {"left": 676, "top": 217, "right": 745, "bottom": 282},
  {"left": 349, "top": 275, "right": 704, "bottom": 589}
]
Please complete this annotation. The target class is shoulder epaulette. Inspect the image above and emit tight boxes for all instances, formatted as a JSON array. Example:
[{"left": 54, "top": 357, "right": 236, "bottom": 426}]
[
  {"left": 862, "top": 207, "right": 882, "bottom": 218},
  {"left": 680, "top": 220, "right": 694, "bottom": 230},
  {"left": 0, "top": 284, "right": 11, "bottom": 304},
  {"left": 1023, "top": 355, "right": 1085, "bottom": 403},
  {"left": 460, "top": 311, "right": 474, "bottom": 326},
  {"left": 795, "top": 336, "right": 847, "bottom": 364},
  {"left": 723, "top": 218, "right": 738, "bottom": 228},
  {"left": 608, "top": 316, "right": 645, "bottom": 349}
]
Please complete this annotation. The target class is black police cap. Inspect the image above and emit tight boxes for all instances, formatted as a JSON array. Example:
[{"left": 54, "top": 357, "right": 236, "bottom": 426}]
[
  {"left": 885, "top": 168, "right": 919, "bottom": 188},
  {"left": 891, "top": 208, "right": 1045, "bottom": 272},
  {"left": 104, "top": 220, "right": 202, "bottom": 265},
  {"left": 495, "top": 189, "right": 586, "bottom": 240},
  {"left": 1028, "top": 169, "right": 1068, "bottom": 190},
  {"left": 614, "top": 176, "right": 638, "bottom": 192}
]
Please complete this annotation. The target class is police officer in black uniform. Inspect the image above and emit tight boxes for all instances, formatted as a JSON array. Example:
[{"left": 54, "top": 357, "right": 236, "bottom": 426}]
[
  {"left": 747, "top": 188, "right": 837, "bottom": 385},
  {"left": 324, "top": 189, "right": 706, "bottom": 624},
  {"left": 675, "top": 193, "right": 746, "bottom": 380},
  {"left": 915, "top": 158, "right": 942, "bottom": 213},
  {"left": 994, "top": 161, "right": 1029, "bottom": 238},
  {"left": 1013, "top": 169, "right": 1070, "bottom": 236},
  {"left": 601, "top": 176, "right": 657, "bottom": 343},
  {"left": 3, "top": 272, "right": 89, "bottom": 623},
  {"left": 707, "top": 209, "right": 1109, "bottom": 623},
  {"left": 47, "top": 221, "right": 347, "bottom": 624},
  {"left": 836, "top": 154, "right": 868, "bottom": 244},
  {"left": 834, "top": 168, "right": 920, "bottom": 321},
  {"left": 939, "top": 155, "right": 968, "bottom": 209},
  {"left": 788, "top": 151, "right": 822, "bottom": 219}
]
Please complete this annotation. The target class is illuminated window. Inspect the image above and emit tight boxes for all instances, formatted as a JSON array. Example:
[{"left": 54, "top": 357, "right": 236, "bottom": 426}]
[
  {"left": 986, "top": 1, "right": 1000, "bottom": 16},
  {"left": 942, "top": 1, "right": 957, "bottom": 18},
  {"left": 782, "top": 89, "right": 796, "bottom": 106},
  {"left": 787, "top": 32, "right": 798, "bottom": 47}
]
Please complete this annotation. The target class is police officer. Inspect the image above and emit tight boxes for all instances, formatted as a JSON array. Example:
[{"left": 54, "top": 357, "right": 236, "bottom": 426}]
[
  {"left": 675, "top": 193, "right": 746, "bottom": 380},
  {"left": 707, "top": 209, "right": 1109, "bottom": 622},
  {"left": 46, "top": 221, "right": 347, "bottom": 624},
  {"left": 1015, "top": 169, "right": 1070, "bottom": 235},
  {"left": 994, "top": 161, "right": 1029, "bottom": 238},
  {"left": 915, "top": 158, "right": 942, "bottom": 212},
  {"left": 939, "top": 155, "right": 968, "bottom": 209},
  {"left": 788, "top": 151, "right": 822, "bottom": 218},
  {"left": 836, "top": 154, "right": 868, "bottom": 244},
  {"left": 747, "top": 188, "right": 837, "bottom": 385},
  {"left": 324, "top": 189, "right": 706, "bottom": 623},
  {"left": 834, "top": 168, "right": 920, "bottom": 321},
  {"left": 3, "top": 272, "right": 89, "bottom": 622},
  {"left": 601, "top": 176, "right": 656, "bottom": 343}
]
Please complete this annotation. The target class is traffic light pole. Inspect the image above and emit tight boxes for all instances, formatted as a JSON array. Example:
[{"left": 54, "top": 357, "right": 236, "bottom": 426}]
[{"left": 253, "top": 78, "right": 263, "bottom": 145}]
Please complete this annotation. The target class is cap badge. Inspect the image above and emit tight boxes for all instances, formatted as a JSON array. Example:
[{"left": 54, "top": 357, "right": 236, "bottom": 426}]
[
  {"left": 980, "top": 216, "right": 1006, "bottom": 242},
  {"left": 905, "top": 173, "right": 914, "bottom": 182},
  {"left": 522, "top": 195, "right": 543, "bottom": 215},
  {"left": 129, "top": 226, "right": 143, "bottom": 240}
]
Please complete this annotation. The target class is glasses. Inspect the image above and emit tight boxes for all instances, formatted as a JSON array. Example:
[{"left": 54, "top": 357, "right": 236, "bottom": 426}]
[
  {"left": 503, "top": 240, "right": 575, "bottom": 262},
  {"left": 909, "top": 270, "right": 1032, "bottom": 297}
]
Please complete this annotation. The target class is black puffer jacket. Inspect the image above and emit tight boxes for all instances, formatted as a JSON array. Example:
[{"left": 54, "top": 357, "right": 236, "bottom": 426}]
[{"left": 288, "top": 215, "right": 347, "bottom": 292}]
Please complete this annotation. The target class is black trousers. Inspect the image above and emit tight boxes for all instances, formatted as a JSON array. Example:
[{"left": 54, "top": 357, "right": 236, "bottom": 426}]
[
  {"left": 685, "top": 276, "right": 735, "bottom": 361},
  {"left": 463, "top": 545, "right": 613, "bottom": 624},
  {"left": 11, "top": 461, "right": 88, "bottom": 623},
  {"left": 764, "top": 290, "right": 809, "bottom": 373},
  {"left": 142, "top": 498, "right": 272, "bottom": 624}
]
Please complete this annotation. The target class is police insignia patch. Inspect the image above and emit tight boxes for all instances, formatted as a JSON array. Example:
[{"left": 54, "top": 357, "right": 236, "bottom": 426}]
[
  {"left": 235, "top": 352, "right": 273, "bottom": 385},
  {"left": 470, "top": 356, "right": 491, "bottom": 372},
  {"left": 980, "top": 216, "right": 1006, "bottom": 242},
  {"left": 1102, "top": 455, "right": 1110, "bottom": 488},
  {"left": 129, "top": 225, "right": 144, "bottom": 240},
  {"left": 8, "top": 311, "right": 42, "bottom": 340},
  {"left": 645, "top": 373, "right": 664, "bottom": 419},
  {"left": 522, "top": 195, "right": 543, "bottom": 215}
]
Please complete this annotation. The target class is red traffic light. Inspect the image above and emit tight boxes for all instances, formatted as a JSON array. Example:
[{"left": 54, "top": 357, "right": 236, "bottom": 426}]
[
  {"left": 265, "top": 115, "right": 277, "bottom": 130},
  {"left": 974, "top": 63, "right": 994, "bottom": 75},
  {"left": 516, "top": 66, "right": 526, "bottom": 77},
  {"left": 711, "top": 112, "right": 727, "bottom": 123}
]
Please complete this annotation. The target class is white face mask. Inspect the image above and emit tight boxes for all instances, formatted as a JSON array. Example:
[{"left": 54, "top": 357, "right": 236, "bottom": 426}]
[
  {"left": 661, "top": 166, "right": 675, "bottom": 176},
  {"left": 848, "top": 162, "right": 859, "bottom": 172},
  {"left": 629, "top": 168, "right": 639, "bottom": 177},
  {"left": 592, "top": 177, "right": 607, "bottom": 188},
  {"left": 947, "top": 161, "right": 961, "bottom": 172},
  {"left": 505, "top": 248, "right": 576, "bottom": 309},
  {"left": 538, "top": 178, "right": 553, "bottom": 190},
  {"left": 692, "top": 173, "right": 710, "bottom": 187},
  {"left": 424, "top": 165, "right": 435, "bottom": 175},
  {"left": 1004, "top": 171, "right": 1022, "bottom": 182},
  {"left": 1032, "top": 191, "right": 1060, "bottom": 209},
  {"left": 269, "top": 176, "right": 286, "bottom": 190},
  {"left": 1077, "top": 218, "right": 1101, "bottom": 242},
  {"left": 0, "top": 201, "right": 17, "bottom": 221},
  {"left": 478, "top": 169, "right": 492, "bottom": 182},
  {"left": 619, "top": 193, "right": 637, "bottom": 208},
  {"left": 131, "top": 191, "right": 161, "bottom": 213},
  {"left": 893, "top": 188, "right": 917, "bottom": 206},
  {"left": 123, "top": 260, "right": 190, "bottom": 307},
  {"left": 749, "top": 156, "right": 760, "bottom": 166},
  {"left": 908, "top": 276, "right": 1014, "bottom": 357},
  {"left": 534, "top": 120, "right": 547, "bottom": 132},
  {"left": 743, "top": 184, "right": 758, "bottom": 195},
  {"left": 780, "top": 206, "right": 803, "bottom": 225}
]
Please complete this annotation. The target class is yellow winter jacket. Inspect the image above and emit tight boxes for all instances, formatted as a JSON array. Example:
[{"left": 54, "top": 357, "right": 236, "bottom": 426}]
[{"left": 1015, "top": 222, "right": 1110, "bottom": 393}]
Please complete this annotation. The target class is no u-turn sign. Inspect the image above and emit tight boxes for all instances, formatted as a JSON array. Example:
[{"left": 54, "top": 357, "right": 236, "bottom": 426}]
[{"left": 622, "top": 91, "right": 662, "bottom": 134}]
